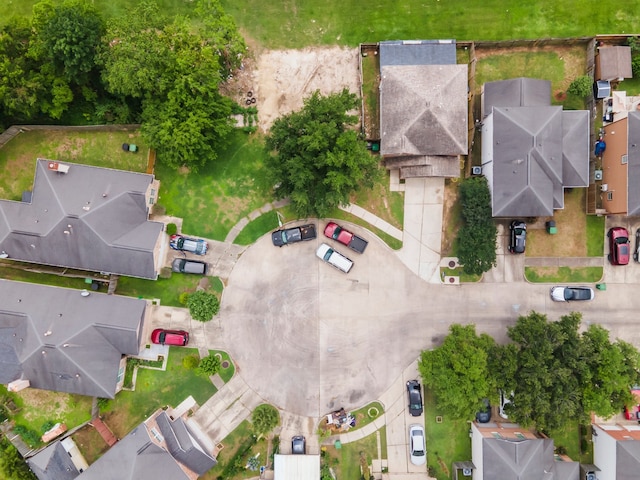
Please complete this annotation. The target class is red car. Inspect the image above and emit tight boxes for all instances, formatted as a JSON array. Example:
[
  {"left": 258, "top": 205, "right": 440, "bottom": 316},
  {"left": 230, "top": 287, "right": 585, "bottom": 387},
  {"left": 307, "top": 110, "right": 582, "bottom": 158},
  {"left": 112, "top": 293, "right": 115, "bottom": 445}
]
[
  {"left": 323, "top": 222, "right": 368, "bottom": 253},
  {"left": 608, "top": 227, "right": 630, "bottom": 265},
  {"left": 151, "top": 329, "right": 189, "bottom": 346},
  {"left": 624, "top": 389, "right": 640, "bottom": 420}
]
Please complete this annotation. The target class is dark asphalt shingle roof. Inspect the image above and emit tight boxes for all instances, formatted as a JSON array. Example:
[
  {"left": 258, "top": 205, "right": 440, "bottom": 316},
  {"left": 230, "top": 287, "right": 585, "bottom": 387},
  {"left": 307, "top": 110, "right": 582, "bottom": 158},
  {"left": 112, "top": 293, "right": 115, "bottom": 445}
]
[
  {"left": 482, "top": 77, "right": 551, "bottom": 118},
  {"left": 27, "top": 441, "right": 80, "bottom": 480},
  {"left": 627, "top": 111, "right": 640, "bottom": 216},
  {"left": 0, "top": 279, "right": 145, "bottom": 398},
  {"left": 0, "top": 159, "right": 163, "bottom": 279},
  {"left": 379, "top": 40, "right": 456, "bottom": 67},
  {"left": 617, "top": 439, "right": 640, "bottom": 479}
]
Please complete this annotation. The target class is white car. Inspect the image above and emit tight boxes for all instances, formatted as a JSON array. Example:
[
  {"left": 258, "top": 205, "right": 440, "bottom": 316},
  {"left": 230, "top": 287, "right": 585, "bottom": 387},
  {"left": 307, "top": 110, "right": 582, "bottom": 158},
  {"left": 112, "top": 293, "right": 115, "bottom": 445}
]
[
  {"left": 499, "top": 390, "right": 513, "bottom": 419},
  {"left": 316, "top": 243, "right": 354, "bottom": 273},
  {"left": 409, "top": 424, "right": 426, "bottom": 466},
  {"left": 550, "top": 286, "right": 594, "bottom": 302}
]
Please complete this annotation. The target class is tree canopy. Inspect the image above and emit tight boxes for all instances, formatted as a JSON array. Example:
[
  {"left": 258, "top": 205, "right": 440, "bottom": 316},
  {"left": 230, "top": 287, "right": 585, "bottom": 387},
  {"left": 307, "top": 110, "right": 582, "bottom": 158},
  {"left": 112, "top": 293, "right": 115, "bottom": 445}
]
[
  {"left": 187, "top": 291, "right": 220, "bottom": 322},
  {"left": 456, "top": 177, "right": 497, "bottom": 275},
  {"left": 251, "top": 404, "right": 280, "bottom": 435},
  {"left": 265, "top": 88, "right": 381, "bottom": 218},
  {"left": 419, "top": 324, "right": 496, "bottom": 419}
]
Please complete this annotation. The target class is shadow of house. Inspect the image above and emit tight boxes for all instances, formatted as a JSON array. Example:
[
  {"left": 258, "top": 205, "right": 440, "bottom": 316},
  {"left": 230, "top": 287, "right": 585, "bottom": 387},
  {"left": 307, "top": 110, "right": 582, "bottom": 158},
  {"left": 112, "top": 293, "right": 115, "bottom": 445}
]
[
  {"left": 77, "top": 410, "right": 216, "bottom": 480},
  {"left": 480, "top": 78, "right": 590, "bottom": 217},
  {"left": 0, "top": 279, "right": 146, "bottom": 398},
  {"left": 0, "top": 159, "right": 163, "bottom": 279},
  {"left": 379, "top": 40, "right": 468, "bottom": 179},
  {"left": 471, "top": 422, "right": 581, "bottom": 479}
]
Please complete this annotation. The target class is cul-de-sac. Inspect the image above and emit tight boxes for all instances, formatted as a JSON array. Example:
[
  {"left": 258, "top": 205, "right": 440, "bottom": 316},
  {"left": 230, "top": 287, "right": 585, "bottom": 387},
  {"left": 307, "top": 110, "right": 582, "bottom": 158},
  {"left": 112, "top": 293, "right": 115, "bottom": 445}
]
[{"left": 2, "top": 2, "right": 640, "bottom": 480}]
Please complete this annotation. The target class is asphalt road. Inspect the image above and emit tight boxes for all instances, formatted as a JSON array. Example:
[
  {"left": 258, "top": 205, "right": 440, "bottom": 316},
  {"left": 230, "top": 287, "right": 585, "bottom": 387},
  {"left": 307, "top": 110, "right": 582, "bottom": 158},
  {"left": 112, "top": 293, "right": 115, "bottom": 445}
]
[{"left": 220, "top": 221, "right": 639, "bottom": 418}]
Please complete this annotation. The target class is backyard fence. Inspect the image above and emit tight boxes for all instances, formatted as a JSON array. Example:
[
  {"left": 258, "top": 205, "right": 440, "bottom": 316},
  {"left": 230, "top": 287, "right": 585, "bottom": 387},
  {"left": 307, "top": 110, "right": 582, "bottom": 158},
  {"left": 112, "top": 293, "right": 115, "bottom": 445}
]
[{"left": 0, "top": 124, "right": 141, "bottom": 150}]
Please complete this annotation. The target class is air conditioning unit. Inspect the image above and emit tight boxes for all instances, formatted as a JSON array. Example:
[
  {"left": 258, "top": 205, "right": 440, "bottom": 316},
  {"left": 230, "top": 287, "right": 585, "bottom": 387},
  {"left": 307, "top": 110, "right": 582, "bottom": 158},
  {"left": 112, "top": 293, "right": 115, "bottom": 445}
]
[
  {"left": 594, "top": 170, "right": 603, "bottom": 181},
  {"left": 462, "top": 468, "right": 472, "bottom": 476},
  {"left": 586, "top": 473, "right": 596, "bottom": 480},
  {"left": 472, "top": 166, "right": 482, "bottom": 175},
  {"left": 601, "top": 184, "right": 608, "bottom": 192}
]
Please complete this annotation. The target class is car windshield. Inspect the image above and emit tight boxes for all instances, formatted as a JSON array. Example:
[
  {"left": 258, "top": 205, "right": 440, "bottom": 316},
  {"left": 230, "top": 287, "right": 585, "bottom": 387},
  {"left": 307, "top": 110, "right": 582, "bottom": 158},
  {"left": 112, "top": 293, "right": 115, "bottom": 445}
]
[
  {"left": 514, "top": 228, "right": 524, "bottom": 235},
  {"left": 158, "top": 332, "right": 166, "bottom": 342}
]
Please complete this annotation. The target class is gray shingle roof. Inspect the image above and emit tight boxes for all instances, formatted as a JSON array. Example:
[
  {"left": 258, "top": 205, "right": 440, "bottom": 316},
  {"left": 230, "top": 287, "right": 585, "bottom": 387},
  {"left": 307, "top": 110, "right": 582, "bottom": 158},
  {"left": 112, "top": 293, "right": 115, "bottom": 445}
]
[
  {"left": 28, "top": 441, "right": 80, "bottom": 480},
  {"left": 562, "top": 110, "right": 591, "bottom": 188},
  {"left": 617, "top": 440, "right": 640, "bottom": 480},
  {"left": 0, "top": 279, "right": 145, "bottom": 398},
  {"left": 156, "top": 412, "right": 217, "bottom": 475},
  {"left": 627, "top": 112, "right": 640, "bottom": 216},
  {"left": 482, "top": 77, "right": 551, "bottom": 118},
  {"left": 380, "top": 64, "right": 468, "bottom": 157},
  {"left": 379, "top": 40, "right": 456, "bottom": 67},
  {"left": 598, "top": 46, "right": 633, "bottom": 81},
  {"left": 77, "top": 425, "right": 190, "bottom": 480},
  {"left": 0, "top": 159, "right": 163, "bottom": 279}
]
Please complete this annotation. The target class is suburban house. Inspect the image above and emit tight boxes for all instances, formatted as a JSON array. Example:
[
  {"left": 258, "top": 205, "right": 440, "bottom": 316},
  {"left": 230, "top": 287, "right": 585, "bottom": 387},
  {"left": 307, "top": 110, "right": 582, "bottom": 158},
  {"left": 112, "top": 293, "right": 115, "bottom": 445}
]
[
  {"left": 470, "top": 422, "right": 581, "bottom": 479},
  {"left": 0, "top": 158, "right": 164, "bottom": 279},
  {"left": 597, "top": 92, "right": 640, "bottom": 215},
  {"left": 480, "top": 77, "right": 590, "bottom": 217},
  {"left": 27, "top": 437, "right": 88, "bottom": 480},
  {"left": 0, "top": 279, "right": 148, "bottom": 398},
  {"left": 592, "top": 422, "right": 640, "bottom": 480},
  {"left": 76, "top": 402, "right": 217, "bottom": 480},
  {"left": 379, "top": 39, "right": 468, "bottom": 180}
]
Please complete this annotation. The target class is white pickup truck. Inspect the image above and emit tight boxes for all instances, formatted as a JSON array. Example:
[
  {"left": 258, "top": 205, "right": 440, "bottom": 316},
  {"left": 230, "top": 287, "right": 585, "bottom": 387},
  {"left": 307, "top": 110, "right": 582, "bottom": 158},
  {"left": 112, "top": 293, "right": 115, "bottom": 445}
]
[{"left": 316, "top": 243, "right": 353, "bottom": 273}]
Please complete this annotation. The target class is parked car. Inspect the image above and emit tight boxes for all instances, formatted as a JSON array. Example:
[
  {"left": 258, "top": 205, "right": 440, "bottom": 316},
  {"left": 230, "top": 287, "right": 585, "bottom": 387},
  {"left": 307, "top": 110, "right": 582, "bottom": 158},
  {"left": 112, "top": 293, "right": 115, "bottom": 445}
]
[
  {"left": 169, "top": 234, "right": 207, "bottom": 255},
  {"left": 634, "top": 229, "right": 640, "bottom": 262},
  {"left": 151, "top": 328, "right": 189, "bottom": 346},
  {"left": 499, "top": 390, "right": 513, "bottom": 419},
  {"left": 476, "top": 398, "right": 491, "bottom": 423},
  {"left": 623, "top": 389, "right": 640, "bottom": 420},
  {"left": 409, "top": 424, "right": 426, "bottom": 466},
  {"left": 291, "top": 435, "right": 306, "bottom": 454},
  {"left": 508, "top": 220, "right": 526, "bottom": 254},
  {"left": 324, "top": 222, "right": 368, "bottom": 253},
  {"left": 608, "top": 227, "right": 630, "bottom": 265},
  {"left": 550, "top": 286, "right": 595, "bottom": 302},
  {"left": 406, "top": 380, "right": 423, "bottom": 416},
  {"left": 316, "top": 243, "right": 354, "bottom": 273},
  {"left": 171, "top": 258, "right": 208, "bottom": 275},
  {"left": 271, "top": 224, "right": 316, "bottom": 247}
]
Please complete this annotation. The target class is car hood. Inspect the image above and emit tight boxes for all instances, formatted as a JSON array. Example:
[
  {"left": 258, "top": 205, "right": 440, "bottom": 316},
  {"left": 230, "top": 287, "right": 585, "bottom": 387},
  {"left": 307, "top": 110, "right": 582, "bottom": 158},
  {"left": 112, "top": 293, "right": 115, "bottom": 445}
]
[{"left": 550, "top": 287, "right": 567, "bottom": 302}]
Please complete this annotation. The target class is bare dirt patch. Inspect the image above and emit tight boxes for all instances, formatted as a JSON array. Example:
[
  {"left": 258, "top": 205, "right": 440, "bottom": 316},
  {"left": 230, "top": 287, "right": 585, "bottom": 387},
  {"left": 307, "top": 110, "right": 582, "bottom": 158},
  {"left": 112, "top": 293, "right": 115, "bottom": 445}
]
[
  {"left": 15, "top": 389, "right": 73, "bottom": 422},
  {"left": 243, "top": 47, "right": 361, "bottom": 132}
]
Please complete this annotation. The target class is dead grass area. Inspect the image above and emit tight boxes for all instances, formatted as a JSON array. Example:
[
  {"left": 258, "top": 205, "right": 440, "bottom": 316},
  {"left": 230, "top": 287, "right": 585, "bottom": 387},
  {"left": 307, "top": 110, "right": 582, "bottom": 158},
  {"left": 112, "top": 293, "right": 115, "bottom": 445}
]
[
  {"left": 73, "top": 424, "right": 110, "bottom": 464},
  {"left": 441, "top": 179, "right": 461, "bottom": 256},
  {"left": 15, "top": 389, "right": 73, "bottom": 421},
  {"left": 526, "top": 189, "right": 587, "bottom": 257}
]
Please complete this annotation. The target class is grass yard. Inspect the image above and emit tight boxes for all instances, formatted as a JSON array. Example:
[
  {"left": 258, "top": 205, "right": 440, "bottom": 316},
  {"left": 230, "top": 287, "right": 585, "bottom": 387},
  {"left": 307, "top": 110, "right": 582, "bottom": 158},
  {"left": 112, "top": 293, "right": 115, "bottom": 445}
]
[
  {"left": 155, "top": 130, "right": 273, "bottom": 241},
  {"left": 524, "top": 266, "right": 603, "bottom": 283},
  {"left": 424, "top": 389, "right": 472, "bottom": 480},
  {"left": 361, "top": 50, "right": 380, "bottom": 139},
  {"left": 349, "top": 401, "right": 384, "bottom": 431},
  {"left": 0, "top": 129, "right": 148, "bottom": 202},
  {"left": 100, "top": 347, "right": 217, "bottom": 439},
  {"left": 72, "top": 423, "right": 109, "bottom": 464},
  {"left": 323, "top": 429, "right": 384, "bottom": 480},
  {"left": 116, "top": 273, "right": 223, "bottom": 307},
  {"left": 0, "top": 264, "right": 95, "bottom": 290},
  {"left": 547, "top": 422, "right": 593, "bottom": 464}
]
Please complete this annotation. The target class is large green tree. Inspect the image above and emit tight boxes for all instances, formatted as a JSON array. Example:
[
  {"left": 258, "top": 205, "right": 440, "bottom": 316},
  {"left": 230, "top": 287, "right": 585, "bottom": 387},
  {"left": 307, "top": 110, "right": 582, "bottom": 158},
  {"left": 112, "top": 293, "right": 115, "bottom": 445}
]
[
  {"left": 456, "top": 177, "right": 497, "bottom": 275},
  {"left": 0, "top": 438, "right": 37, "bottom": 480},
  {"left": 265, "top": 88, "right": 381, "bottom": 218},
  {"left": 419, "top": 324, "right": 496, "bottom": 419}
]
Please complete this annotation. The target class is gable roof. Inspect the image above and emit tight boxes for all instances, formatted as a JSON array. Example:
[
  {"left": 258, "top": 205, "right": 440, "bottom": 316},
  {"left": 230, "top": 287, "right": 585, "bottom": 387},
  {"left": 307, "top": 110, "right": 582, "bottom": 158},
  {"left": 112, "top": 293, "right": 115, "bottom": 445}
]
[
  {"left": 156, "top": 411, "right": 217, "bottom": 475},
  {"left": 28, "top": 441, "right": 80, "bottom": 480},
  {"left": 0, "top": 159, "right": 163, "bottom": 279},
  {"left": 597, "top": 46, "right": 633, "bottom": 81},
  {"left": 562, "top": 110, "right": 591, "bottom": 188},
  {"left": 0, "top": 279, "right": 145, "bottom": 398},
  {"left": 627, "top": 112, "right": 640, "bottom": 216},
  {"left": 379, "top": 39, "right": 457, "bottom": 67},
  {"left": 617, "top": 439, "right": 640, "bottom": 480},
  {"left": 77, "top": 424, "right": 191, "bottom": 480},
  {"left": 380, "top": 63, "right": 468, "bottom": 157},
  {"left": 482, "top": 77, "right": 551, "bottom": 118}
]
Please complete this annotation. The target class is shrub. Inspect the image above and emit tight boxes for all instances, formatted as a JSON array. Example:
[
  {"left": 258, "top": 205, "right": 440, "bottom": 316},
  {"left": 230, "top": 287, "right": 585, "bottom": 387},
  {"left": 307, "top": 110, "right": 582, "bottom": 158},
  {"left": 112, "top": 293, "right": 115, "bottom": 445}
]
[
  {"left": 178, "top": 292, "right": 190, "bottom": 305},
  {"left": 166, "top": 223, "right": 178, "bottom": 236},
  {"left": 187, "top": 290, "right": 220, "bottom": 322},
  {"left": 97, "top": 397, "right": 111, "bottom": 411},
  {"left": 567, "top": 75, "right": 593, "bottom": 98},
  {"left": 182, "top": 354, "right": 200, "bottom": 370},
  {"left": 198, "top": 354, "right": 221, "bottom": 376},
  {"left": 251, "top": 404, "right": 280, "bottom": 435},
  {"left": 40, "top": 421, "right": 55, "bottom": 434}
]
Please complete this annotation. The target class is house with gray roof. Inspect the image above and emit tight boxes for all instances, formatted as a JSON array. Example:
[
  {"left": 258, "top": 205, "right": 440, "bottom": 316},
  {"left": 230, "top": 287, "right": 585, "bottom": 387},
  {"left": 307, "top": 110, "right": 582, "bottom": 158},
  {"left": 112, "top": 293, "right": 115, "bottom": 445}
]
[
  {"left": 471, "top": 422, "right": 580, "bottom": 480},
  {"left": 0, "top": 159, "right": 163, "bottom": 279},
  {"left": 480, "top": 78, "right": 590, "bottom": 217},
  {"left": 27, "top": 437, "right": 88, "bottom": 480},
  {"left": 0, "top": 279, "right": 146, "bottom": 398},
  {"left": 77, "top": 410, "right": 216, "bottom": 479},
  {"left": 592, "top": 422, "right": 640, "bottom": 480},
  {"left": 379, "top": 40, "right": 468, "bottom": 179}
]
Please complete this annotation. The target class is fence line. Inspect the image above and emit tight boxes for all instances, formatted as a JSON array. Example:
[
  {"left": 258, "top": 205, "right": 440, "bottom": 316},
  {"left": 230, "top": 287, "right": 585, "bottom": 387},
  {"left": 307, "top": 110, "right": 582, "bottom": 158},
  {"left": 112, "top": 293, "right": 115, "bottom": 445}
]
[{"left": 0, "top": 124, "right": 141, "bottom": 150}]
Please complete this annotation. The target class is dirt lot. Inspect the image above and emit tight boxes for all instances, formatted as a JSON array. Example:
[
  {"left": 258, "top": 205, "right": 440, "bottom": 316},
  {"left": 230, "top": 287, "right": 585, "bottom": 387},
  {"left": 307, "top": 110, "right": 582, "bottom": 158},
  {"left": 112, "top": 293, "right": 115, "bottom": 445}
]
[{"left": 222, "top": 47, "right": 361, "bottom": 132}]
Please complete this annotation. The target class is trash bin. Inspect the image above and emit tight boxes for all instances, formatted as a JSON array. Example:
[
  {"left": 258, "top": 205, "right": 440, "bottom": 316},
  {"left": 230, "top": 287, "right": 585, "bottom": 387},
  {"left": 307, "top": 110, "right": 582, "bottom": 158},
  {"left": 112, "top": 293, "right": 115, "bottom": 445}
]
[
  {"left": 596, "top": 283, "right": 606, "bottom": 291},
  {"left": 546, "top": 220, "right": 557, "bottom": 234}
]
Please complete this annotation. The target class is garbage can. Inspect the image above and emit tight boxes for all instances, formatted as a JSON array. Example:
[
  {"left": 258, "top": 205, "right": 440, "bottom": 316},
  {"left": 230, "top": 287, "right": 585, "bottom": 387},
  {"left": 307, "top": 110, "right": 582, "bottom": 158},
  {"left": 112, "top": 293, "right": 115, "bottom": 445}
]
[
  {"left": 546, "top": 220, "right": 557, "bottom": 234},
  {"left": 596, "top": 283, "right": 606, "bottom": 291}
]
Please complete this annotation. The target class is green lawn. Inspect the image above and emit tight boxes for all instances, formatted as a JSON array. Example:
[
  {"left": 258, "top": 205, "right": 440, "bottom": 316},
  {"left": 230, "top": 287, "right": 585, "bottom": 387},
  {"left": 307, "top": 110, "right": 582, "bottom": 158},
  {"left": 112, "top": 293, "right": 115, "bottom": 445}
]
[
  {"left": 424, "top": 389, "right": 472, "bottom": 480},
  {"left": 102, "top": 347, "right": 218, "bottom": 438},
  {"left": 155, "top": 130, "right": 273, "bottom": 241},
  {"left": 547, "top": 422, "right": 593, "bottom": 464},
  {"left": 524, "top": 266, "right": 603, "bottom": 283},
  {"left": 349, "top": 401, "right": 384, "bottom": 431},
  {"left": 0, "top": 264, "right": 94, "bottom": 290},
  {"left": 116, "top": 272, "right": 223, "bottom": 307},
  {"left": 322, "top": 429, "right": 384, "bottom": 480},
  {"left": 586, "top": 215, "right": 606, "bottom": 257}
]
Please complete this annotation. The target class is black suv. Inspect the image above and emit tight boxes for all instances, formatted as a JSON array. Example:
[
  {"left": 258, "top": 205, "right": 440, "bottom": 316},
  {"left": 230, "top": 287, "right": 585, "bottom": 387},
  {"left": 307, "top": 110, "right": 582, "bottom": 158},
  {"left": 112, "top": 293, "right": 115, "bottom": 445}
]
[
  {"left": 508, "top": 220, "right": 526, "bottom": 254},
  {"left": 406, "top": 380, "right": 423, "bottom": 416}
]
